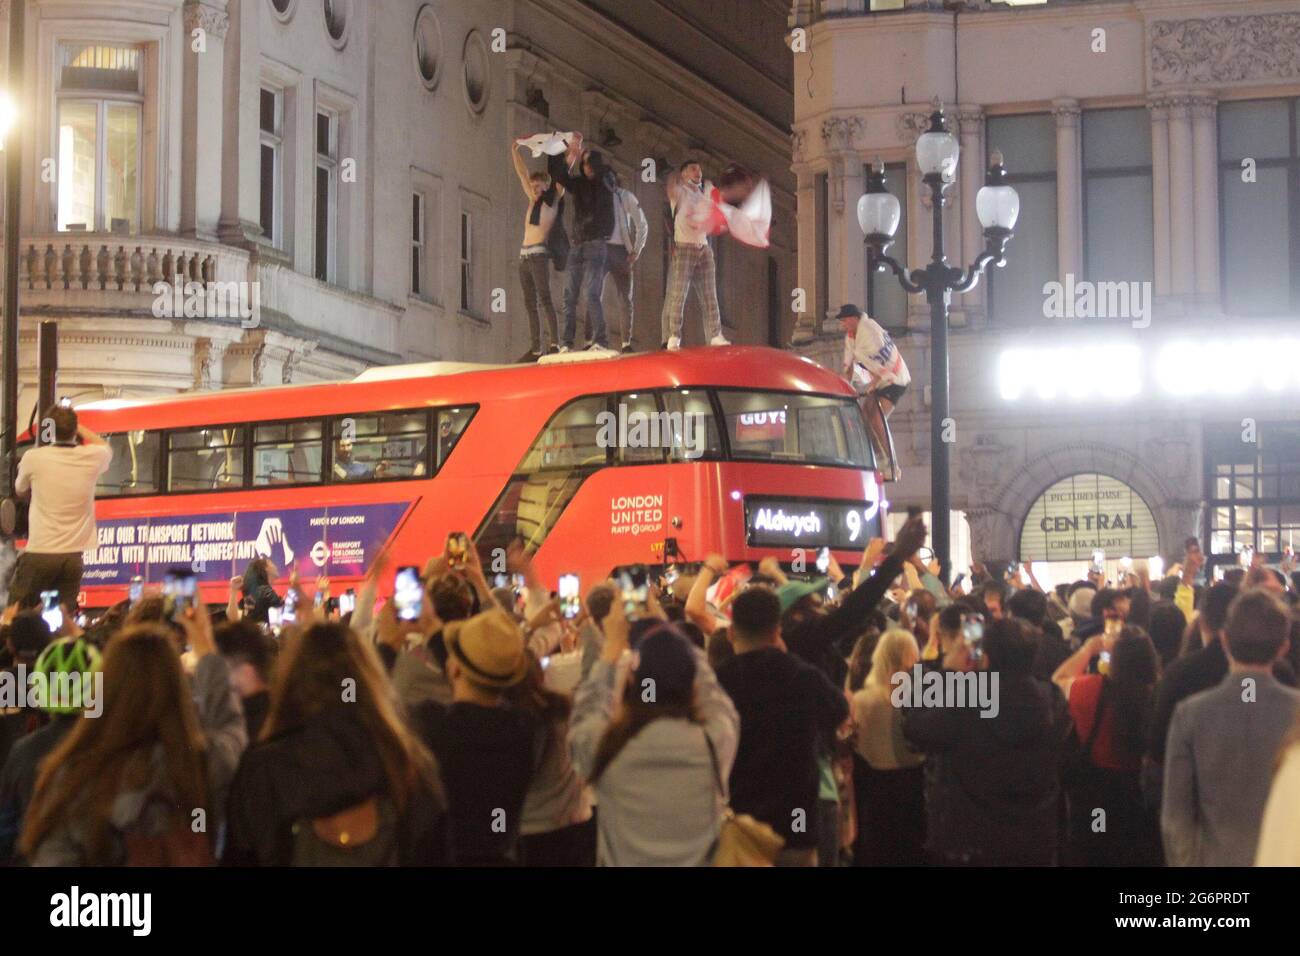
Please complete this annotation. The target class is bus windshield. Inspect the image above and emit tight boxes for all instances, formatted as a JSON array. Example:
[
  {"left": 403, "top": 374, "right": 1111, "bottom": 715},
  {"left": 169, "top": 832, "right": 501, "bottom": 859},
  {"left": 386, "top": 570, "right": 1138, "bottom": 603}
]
[{"left": 716, "top": 391, "right": 872, "bottom": 468}]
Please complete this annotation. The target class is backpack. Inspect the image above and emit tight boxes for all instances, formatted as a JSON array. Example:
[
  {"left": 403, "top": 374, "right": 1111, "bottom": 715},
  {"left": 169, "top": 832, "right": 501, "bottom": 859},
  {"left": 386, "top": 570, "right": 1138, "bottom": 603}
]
[
  {"left": 119, "top": 795, "right": 214, "bottom": 867},
  {"left": 289, "top": 796, "right": 400, "bottom": 867}
]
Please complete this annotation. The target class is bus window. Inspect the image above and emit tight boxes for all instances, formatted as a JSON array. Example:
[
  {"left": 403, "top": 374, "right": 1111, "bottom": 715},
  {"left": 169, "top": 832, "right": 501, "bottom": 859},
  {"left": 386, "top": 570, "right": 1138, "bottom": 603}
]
[
  {"left": 332, "top": 411, "right": 426, "bottom": 482},
  {"left": 716, "top": 391, "right": 870, "bottom": 468},
  {"left": 97, "top": 431, "right": 160, "bottom": 496},
  {"left": 253, "top": 421, "right": 323, "bottom": 486},
  {"left": 435, "top": 407, "right": 474, "bottom": 470},
  {"left": 517, "top": 396, "right": 608, "bottom": 474},
  {"left": 168, "top": 427, "right": 245, "bottom": 491},
  {"left": 617, "top": 392, "right": 666, "bottom": 464},
  {"left": 661, "top": 389, "right": 722, "bottom": 462}
]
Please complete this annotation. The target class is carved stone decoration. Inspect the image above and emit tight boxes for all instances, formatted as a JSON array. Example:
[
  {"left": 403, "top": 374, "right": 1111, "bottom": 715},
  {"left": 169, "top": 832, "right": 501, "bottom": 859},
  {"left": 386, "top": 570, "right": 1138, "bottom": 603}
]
[
  {"left": 250, "top": 342, "right": 267, "bottom": 385},
  {"left": 895, "top": 111, "right": 931, "bottom": 142},
  {"left": 792, "top": 128, "right": 807, "bottom": 164},
  {"left": 193, "top": 337, "right": 215, "bottom": 391},
  {"left": 820, "top": 115, "right": 864, "bottom": 153},
  {"left": 183, "top": 0, "right": 231, "bottom": 40},
  {"left": 1150, "top": 14, "right": 1300, "bottom": 88}
]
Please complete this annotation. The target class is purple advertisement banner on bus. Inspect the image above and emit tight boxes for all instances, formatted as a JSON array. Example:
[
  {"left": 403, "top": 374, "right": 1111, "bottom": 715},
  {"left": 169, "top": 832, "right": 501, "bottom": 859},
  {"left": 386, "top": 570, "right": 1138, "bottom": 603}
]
[{"left": 79, "top": 502, "right": 412, "bottom": 587}]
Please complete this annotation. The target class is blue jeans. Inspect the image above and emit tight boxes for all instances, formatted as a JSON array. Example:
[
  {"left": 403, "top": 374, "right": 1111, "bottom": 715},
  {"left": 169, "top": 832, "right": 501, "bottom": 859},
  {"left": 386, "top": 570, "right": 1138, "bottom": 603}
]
[{"left": 562, "top": 240, "right": 609, "bottom": 348}]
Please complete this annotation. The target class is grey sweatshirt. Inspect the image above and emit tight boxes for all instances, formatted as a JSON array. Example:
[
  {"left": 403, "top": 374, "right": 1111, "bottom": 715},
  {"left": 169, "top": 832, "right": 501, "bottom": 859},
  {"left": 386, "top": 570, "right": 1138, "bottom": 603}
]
[
  {"left": 568, "top": 646, "right": 738, "bottom": 866},
  {"left": 29, "top": 654, "right": 246, "bottom": 866}
]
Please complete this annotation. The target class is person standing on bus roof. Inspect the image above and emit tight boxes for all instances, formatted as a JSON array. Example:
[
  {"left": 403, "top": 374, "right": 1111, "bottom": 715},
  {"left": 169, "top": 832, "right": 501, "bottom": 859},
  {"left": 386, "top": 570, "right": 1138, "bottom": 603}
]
[
  {"left": 9, "top": 404, "right": 111, "bottom": 614},
  {"left": 547, "top": 133, "right": 616, "bottom": 353},
  {"left": 603, "top": 170, "right": 648, "bottom": 353},
  {"left": 838, "top": 304, "right": 910, "bottom": 473},
  {"left": 661, "top": 159, "right": 731, "bottom": 351},
  {"left": 511, "top": 140, "right": 565, "bottom": 362}
]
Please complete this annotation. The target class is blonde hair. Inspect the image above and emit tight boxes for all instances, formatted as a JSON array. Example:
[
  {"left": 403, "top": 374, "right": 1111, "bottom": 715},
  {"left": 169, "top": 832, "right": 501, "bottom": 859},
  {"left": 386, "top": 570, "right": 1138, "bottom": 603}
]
[{"left": 865, "top": 627, "right": 920, "bottom": 691}]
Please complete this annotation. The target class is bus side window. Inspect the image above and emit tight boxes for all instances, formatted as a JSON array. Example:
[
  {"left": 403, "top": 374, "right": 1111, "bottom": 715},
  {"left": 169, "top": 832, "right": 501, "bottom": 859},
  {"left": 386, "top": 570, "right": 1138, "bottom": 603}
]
[
  {"left": 518, "top": 396, "right": 608, "bottom": 473},
  {"left": 435, "top": 407, "right": 474, "bottom": 471},
  {"left": 97, "top": 432, "right": 161, "bottom": 496},
  {"left": 168, "top": 427, "right": 245, "bottom": 491},
  {"left": 253, "top": 421, "right": 323, "bottom": 486},
  {"left": 332, "top": 412, "right": 425, "bottom": 482},
  {"left": 618, "top": 392, "right": 665, "bottom": 464},
  {"left": 661, "top": 389, "right": 722, "bottom": 462}
]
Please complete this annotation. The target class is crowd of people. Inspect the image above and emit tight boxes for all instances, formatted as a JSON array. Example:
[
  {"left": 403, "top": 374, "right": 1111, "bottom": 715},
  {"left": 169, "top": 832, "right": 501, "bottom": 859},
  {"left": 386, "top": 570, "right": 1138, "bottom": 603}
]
[{"left": 4, "top": 500, "right": 1300, "bottom": 866}]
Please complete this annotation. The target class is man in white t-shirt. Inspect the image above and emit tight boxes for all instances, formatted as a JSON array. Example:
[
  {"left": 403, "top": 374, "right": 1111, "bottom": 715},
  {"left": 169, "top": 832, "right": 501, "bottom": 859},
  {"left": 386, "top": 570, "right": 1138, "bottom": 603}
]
[
  {"left": 10, "top": 404, "right": 112, "bottom": 612},
  {"left": 837, "top": 304, "right": 910, "bottom": 472}
]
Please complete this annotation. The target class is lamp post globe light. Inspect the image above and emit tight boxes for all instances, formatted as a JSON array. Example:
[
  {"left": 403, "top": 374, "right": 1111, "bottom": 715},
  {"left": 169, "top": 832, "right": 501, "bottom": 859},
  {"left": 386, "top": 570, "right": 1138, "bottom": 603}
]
[{"left": 855, "top": 104, "right": 1019, "bottom": 584}]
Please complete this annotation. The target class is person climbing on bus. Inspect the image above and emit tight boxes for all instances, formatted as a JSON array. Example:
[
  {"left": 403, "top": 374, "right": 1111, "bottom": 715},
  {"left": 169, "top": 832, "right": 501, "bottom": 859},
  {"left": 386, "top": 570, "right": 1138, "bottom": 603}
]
[{"left": 838, "top": 304, "right": 909, "bottom": 479}]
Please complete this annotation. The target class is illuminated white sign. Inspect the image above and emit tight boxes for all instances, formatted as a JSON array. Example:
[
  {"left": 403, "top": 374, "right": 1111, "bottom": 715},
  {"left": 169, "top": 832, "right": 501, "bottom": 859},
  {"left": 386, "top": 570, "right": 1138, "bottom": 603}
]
[
  {"left": 999, "top": 338, "right": 1300, "bottom": 402},
  {"left": 1018, "top": 473, "right": 1159, "bottom": 562}
]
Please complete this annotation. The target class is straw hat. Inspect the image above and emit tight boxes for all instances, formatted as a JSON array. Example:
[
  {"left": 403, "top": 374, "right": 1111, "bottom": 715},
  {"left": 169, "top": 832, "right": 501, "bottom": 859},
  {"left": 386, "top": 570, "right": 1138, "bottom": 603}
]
[{"left": 442, "top": 609, "right": 528, "bottom": 689}]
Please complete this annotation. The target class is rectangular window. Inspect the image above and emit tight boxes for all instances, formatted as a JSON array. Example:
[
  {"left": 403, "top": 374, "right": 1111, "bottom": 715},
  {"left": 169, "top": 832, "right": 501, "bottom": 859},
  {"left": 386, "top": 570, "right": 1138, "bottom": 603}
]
[
  {"left": 716, "top": 391, "right": 872, "bottom": 468},
  {"left": 259, "top": 88, "right": 282, "bottom": 246},
  {"left": 97, "top": 432, "right": 160, "bottom": 496},
  {"left": 412, "top": 192, "right": 425, "bottom": 297},
  {"left": 459, "top": 210, "right": 473, "bottom": 313},
  {"left": 1203, "top": 421, "right": 1300, "bottom": 567},
  {"left": 1083, "top": 107, "right": 1154, "bottom": 290},
  {"left": 661, "top": 388, "right": 723, "bottom": 462},
  {"left": 167, "top": 427, "right": 245, "bottom": 492},
  {"left": 1219, "top": 98, "right": 1299, "bottom": 315},
  {"left": 314, "top": 110, "right": 337, "bottom": 282},
  {"left": 330, "top": 412, "right": 427, "bottom": 482},
  {"left": 987, "top": 114, "right": 1057, "bottom": 324},
  {"left": 865, "top": 161, "right": 909, "bottom": 330},
  {"left": 253, "top": 420, "right": 323, "bottom": 486},
  {"left": 56, "top": 42, "right": 143, "bottom": 234}
]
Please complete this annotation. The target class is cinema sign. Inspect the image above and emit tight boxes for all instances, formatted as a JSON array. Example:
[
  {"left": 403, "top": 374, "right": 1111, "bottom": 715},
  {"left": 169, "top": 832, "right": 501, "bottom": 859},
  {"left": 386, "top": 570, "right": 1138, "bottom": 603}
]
[{"left": 1018, "top": 473, "right": 1160, "bottom": 562}]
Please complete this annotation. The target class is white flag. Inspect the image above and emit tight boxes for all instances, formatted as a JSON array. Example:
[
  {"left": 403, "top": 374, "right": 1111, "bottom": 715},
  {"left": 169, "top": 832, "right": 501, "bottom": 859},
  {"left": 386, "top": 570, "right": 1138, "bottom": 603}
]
[{"left": 515, "top": 131, "right": 578, "bottom": 158}]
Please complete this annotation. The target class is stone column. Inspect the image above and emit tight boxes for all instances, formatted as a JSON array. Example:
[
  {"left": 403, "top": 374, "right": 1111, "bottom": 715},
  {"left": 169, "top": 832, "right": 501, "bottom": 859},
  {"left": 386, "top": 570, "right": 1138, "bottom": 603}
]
[
  {"left": 181, "top": 0, "right": 229, "bottom": 240},
  {"left": 1052, "top": 99, "right": 1083, "bottom": 286},
  {"left": 1148, "top": 97, "right": 1172, "bottom": 303},
  {"left": 218, "top": 0, "right": 263, "bottom": 245},
  {"left": 1167, "top": 95, "right": 1196, "bottom": 306},
  {"left": 1190, "top": 92, "right": 1221, "bottom": 309},
  {"left": 821, "top": 116, "right": 865, "bottom": 320},
  {"left": 958, "top": 106, "right": 986, "bottom": 325},
  {"left": 791, "top": 157, "right": 821, "bottom": 344}
]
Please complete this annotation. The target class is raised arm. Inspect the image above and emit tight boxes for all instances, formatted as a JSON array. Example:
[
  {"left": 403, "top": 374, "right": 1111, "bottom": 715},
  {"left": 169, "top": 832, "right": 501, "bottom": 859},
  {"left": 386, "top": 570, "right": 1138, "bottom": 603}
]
[
  {"left": 77, "top": 424, "right": 107, "bottom": 447},
  {"left": 511, "top": 142, "right": 535, "bottom": 200}
]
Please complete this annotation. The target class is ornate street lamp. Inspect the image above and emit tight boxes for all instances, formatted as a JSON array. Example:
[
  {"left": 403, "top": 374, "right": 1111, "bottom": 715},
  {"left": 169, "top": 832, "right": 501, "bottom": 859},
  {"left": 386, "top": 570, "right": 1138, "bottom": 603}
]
[{"left": 856, "top": 104, "right": 1019, "bottom": 582}]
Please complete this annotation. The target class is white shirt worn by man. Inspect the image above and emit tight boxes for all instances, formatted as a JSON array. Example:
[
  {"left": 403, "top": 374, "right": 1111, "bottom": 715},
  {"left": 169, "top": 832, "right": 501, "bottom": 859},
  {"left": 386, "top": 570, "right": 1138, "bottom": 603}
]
[
  {"left": 843, "top": 315, "right": 911, "bottom": 394},
  {"left": 669, "top": 177, "right": 714, "bottom": 247},
  {"left": 15, "top": 442, "right": 112, "bottom": 553}
]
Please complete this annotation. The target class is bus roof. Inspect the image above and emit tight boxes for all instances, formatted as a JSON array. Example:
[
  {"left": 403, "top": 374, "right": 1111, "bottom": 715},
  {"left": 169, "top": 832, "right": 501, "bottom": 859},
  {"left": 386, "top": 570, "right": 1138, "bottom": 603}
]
[{"left": 71, "top": 345, "right": 852, "bottom": 432}]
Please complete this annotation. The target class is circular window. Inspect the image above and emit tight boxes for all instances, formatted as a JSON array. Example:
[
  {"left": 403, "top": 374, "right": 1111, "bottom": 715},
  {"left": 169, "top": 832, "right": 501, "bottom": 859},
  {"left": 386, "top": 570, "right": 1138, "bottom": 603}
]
[
  {"left": 463, "top": 30, "right": 489, "bottom": 114},
  {"left": 323, "top": 0, "right": 349, "bottom": 48},
  {"left": 414, "top": 5, "right": 443, "bottom": 91},
  {"left": 269, "top": 0, "right": 297, "bottom": 22}
]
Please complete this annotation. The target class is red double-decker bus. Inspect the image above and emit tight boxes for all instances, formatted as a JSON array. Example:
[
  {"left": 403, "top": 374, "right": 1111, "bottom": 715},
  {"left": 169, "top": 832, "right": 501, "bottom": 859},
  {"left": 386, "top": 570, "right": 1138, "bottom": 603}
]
[{"left": 54, "top": 346, "right": 886, "bottom": 607}]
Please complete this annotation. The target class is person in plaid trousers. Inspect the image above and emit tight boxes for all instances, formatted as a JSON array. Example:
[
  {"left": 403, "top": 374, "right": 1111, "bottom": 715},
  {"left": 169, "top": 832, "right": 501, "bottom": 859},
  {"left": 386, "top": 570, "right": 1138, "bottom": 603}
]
[{"left": 660, "top": 159, "right": 730, "bottom": 351}]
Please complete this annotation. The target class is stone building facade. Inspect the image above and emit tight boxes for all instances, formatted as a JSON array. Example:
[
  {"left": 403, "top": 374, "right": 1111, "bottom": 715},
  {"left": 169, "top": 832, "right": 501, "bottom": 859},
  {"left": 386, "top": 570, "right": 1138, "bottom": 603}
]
[
  {"left": 791, "top": 0, "right": 1300, "bottom": 574},
  {"left": 0, "top": 0, "right": 795, "bottom": 427}
]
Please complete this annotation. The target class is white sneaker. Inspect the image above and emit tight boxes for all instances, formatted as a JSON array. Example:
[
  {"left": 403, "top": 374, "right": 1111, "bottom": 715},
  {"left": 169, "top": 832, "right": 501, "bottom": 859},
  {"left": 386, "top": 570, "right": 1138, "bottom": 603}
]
[
  {"left": 709, "top": 335, "right": 731, "bottom": 346},
  {"left": 667, "top": 337, "right": 682, "bottom": 351},
  {"left": 558, "top": 346, "right": 571, "bottom": 354}
]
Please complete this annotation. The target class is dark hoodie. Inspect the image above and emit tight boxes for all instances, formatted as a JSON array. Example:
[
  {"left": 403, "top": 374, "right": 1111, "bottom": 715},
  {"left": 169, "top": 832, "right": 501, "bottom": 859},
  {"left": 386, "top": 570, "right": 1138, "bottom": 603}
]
[
  {"left": 411, "top": 699, "right": 540, "bottom": 866},
  {"left": 715, "top": 646, "right": 848, "bottom": 851},
  {"left": 240, "top": 564, "right": 283, "bottom": 624},
  {"left": 223, "top": 707, "right": 449, "bottom": 866},
  {"left": 903, "top": 673, "right": 1071, "bottom": 865},
  {"left": 0, "top": 714, "right": 77, "bottom": 864},
  {"left": 547, "top": 151, "right": 615, "bottom": 243}
]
